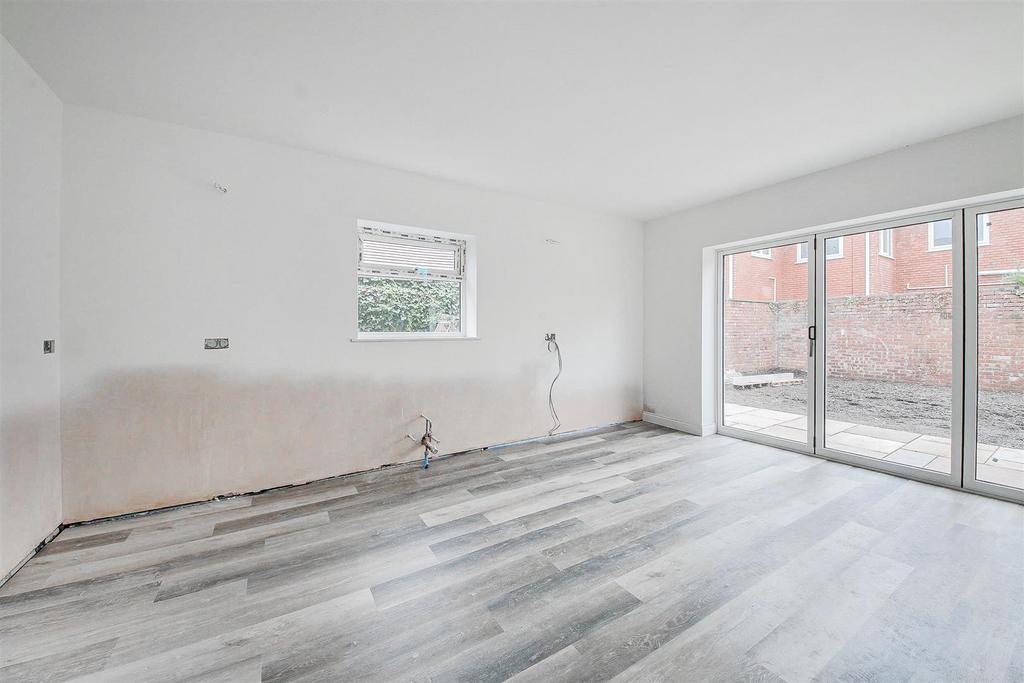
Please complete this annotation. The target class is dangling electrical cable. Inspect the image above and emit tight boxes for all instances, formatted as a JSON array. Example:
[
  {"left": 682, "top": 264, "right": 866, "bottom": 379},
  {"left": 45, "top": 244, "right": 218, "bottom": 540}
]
[{"left": 546, "top": 335, "right": 562, "bottom": 435}]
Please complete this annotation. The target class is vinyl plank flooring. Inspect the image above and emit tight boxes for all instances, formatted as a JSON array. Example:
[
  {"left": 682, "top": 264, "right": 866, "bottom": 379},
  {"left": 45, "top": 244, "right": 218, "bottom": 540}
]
[
  {"left": 370, "top": 518, "right": 587, "bottom": 609},
  {"left": 2, "top": 421, "right": 1021, "bottom": 682},
  {"left": 432, "top": 582, "right": 641, "bottom": 683},
  {"left": 0, "top": 637, "right": 119, "bottom": 683},
  {"left": 608, "top": 521, "right": 883, "bottom": 683}
]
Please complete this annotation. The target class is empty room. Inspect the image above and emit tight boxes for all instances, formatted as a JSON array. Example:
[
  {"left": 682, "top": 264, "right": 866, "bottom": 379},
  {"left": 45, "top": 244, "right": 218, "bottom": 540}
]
[{"left": 1, "top": 1, "right": 1022, "bottom": 681}]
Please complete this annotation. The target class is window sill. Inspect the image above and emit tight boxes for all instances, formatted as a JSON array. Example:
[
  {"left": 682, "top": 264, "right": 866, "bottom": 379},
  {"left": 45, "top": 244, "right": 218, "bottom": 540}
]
[{"left": 351, "top": 336, "right": 481, "bottom": 343}]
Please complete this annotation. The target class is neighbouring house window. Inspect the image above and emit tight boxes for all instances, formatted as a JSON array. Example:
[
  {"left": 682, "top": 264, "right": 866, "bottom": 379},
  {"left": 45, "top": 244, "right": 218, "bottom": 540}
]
[
  {"left": 977, "top": 213, "right": 991, "bottom": 246},
  {"left": 879, "top": 229, "right": 894, "bottom": 258},
  {"left": 751, "top": 248, "right": 772, "bottom": 259},
  {"left": 928, "top": 220, "right": 954, "bottom": 251},
  {"left": 795, "top": 238, "right": 841, "bottom": 261},
  {"left": 356, "top": 221, "right": 472, "bottom": 338},
  {"left": 928, "top": 218, "right": 988, "bottom": 251}
]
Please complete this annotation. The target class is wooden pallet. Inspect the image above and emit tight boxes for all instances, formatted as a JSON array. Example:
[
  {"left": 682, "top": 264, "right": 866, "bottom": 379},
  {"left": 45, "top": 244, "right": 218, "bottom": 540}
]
[{"left": 731, "top": 372, "right": 804, "bottom": 389}]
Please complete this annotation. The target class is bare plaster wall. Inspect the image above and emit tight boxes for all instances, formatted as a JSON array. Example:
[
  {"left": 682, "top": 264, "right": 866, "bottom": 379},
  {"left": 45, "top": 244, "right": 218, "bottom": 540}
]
[
  {"left": 61, "top": 105, "right": 643, "bottom": 522},
  {"left": 0, "top": 37, "right": 63, "bottom": 578}
]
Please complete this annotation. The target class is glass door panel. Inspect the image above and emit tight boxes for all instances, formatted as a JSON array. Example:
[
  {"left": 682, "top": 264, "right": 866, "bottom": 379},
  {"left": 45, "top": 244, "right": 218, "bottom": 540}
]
[
  {"left": 721, "top": 241, "right": 813, "bottom": 447},
  {"left": 718, "top": 201, "right": 1024, "bottom": 502},
  {"left": 966, "top": 203, "right": 1024, "bottom": 499},
  {"left": 820, "top": 218, "right": 960, "bottom": 479}
]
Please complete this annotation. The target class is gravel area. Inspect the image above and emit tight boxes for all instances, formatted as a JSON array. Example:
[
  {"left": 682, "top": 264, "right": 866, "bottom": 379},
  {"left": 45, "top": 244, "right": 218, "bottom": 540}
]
[{"left": 725, "top": 377, "right": 1024, "bottom": 449}]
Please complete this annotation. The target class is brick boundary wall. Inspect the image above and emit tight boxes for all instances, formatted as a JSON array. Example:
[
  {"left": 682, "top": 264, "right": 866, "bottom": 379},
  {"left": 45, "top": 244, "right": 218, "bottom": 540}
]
[{"left": 724, "top": 286, "right": 1024, "bottom": 391}]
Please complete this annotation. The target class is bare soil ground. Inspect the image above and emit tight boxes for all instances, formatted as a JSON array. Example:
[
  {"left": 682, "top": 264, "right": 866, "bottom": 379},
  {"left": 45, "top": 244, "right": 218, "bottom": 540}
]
[{"left": 725, "top": 377, "right": 1024, "bottom": 449}]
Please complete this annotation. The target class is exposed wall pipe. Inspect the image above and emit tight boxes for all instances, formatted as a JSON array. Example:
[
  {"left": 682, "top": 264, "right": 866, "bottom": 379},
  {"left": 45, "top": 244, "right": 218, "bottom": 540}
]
[
  {"left": 546, "top": 333, "right": 562, "bottom": 435},
  {"left": 864, "top": 233, "right": 871, "bottom": 296},
  {"left": 407, "top": 415, "right": 438, "bottom": 469}
]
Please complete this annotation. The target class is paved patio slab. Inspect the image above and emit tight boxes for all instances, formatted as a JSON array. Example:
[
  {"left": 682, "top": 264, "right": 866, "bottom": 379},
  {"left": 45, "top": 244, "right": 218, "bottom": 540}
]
[
  {"left": 759, "top": 425, "right": 808, "bottom": 442},
  {"left": 884, "top": 449, "right": 939, "bottom": 469},
  {"left": 845, "top": 424, "right": 922, "bottom": 444},
  {"left": 722, "top": 403, "right": 1022, "bottom": 491},
  {"left": 977, "top": 463, "right": 1024, "bottom": 490},
  {"left": 826, "top": 431, "right": 904, "bottom": 457},
  {"left": 990, "top": 445, "right": 1024, "bottom": 465},
  {"left": 902, "top": 435, "right": 951, "bottom": 458}
]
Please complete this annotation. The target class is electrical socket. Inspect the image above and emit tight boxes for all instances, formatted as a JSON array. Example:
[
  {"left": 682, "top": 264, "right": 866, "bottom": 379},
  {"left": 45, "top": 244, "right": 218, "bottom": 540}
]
[{"left": 545, "top": 333, "right": 556, "bottom": 342}]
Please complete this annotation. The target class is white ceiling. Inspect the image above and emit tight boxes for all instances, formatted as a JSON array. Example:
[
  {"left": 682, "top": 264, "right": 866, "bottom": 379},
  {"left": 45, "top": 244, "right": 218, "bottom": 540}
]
[{"left": 2, "top": 1, "right": 1021, "bottom": 220}]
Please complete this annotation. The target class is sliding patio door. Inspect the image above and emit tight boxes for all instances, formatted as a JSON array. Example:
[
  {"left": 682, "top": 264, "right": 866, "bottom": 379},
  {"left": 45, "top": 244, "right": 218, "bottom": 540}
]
[
  {"left": 965, "top": 201, "right": 1024, "bottom": 502},
  {"left": 719, "top": 197, "right": 1024, "bottom": 502},
  {"left": 814, "top": 213, "right": 962, "bottom": 489},
  {"left": 719, "top": 239, "right": 814, "bottom": 451}
]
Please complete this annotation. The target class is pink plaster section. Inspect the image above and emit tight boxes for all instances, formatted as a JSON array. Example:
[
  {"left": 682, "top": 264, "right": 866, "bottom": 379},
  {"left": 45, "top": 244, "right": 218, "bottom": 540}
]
[{"left": 61, "top": 368, "right": 639, "bottom": 522}]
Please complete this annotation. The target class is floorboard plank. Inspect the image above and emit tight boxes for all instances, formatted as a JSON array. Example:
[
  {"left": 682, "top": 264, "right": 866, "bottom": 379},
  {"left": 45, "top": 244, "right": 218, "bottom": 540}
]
[{"left": 2, "top": 426, "right": 1020, "bottom": 682}]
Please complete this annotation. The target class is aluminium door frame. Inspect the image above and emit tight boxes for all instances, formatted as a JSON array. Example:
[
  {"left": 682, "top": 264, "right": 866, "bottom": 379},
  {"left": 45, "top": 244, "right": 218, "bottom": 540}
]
[
  {"left": 716, "top": 201, "right": 1024, "bottom": 504},
  {"left": 963, "top": 198, "right": 1024, "bottom": 504},
  {"left": 716, "top": 236, "right": 816, "bottom": 455},
  {"left": 812, "top": 209, "right": 964, "bottom": 491}
]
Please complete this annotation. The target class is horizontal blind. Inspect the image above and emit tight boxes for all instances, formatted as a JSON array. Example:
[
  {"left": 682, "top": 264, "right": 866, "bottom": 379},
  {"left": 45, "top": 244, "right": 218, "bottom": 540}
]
[{"left": 358, "top": 226, "right": 465, "bottom": 280}]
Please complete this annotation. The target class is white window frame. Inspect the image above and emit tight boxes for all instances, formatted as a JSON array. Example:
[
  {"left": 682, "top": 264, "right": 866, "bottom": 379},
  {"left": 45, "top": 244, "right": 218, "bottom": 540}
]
[
  {"left": 977, "top": 213, "right": 991, "bottom": 246},
  {"left": 878, "top": 229, "right": 894, "bottom": 258},
  {"left": 825, "top": 236, "right": 844, "bottom": 259},
  {"left": 928, "top": 220, "right": 954, "bottom": 251},
  {"left": 796, "top": 243, "right": 808, "bottom": 263},
  {"left": 751, "top": 248, "right": 772, "bottom": 259},
  {"left": 355, "top": 220, "right": 477, "bottom": 341},
  {"left": 930, "top": 218, "right": 988, "bottom": 251}
]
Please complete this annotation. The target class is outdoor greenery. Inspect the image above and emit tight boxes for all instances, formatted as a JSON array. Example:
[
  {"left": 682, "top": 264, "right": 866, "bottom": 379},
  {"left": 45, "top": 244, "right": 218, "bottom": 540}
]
[
  {"left": 1008, "top": 265, "right": 1024, "bottom": 288},
  {"left": 357, "top": 276, "right": 460, "bottom": 333}
]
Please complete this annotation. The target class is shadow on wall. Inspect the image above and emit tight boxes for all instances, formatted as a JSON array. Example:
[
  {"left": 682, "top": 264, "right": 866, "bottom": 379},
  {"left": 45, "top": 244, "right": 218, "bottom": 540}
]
[{"left": 59, "top": 365, "right": 619, "bottom": 523}]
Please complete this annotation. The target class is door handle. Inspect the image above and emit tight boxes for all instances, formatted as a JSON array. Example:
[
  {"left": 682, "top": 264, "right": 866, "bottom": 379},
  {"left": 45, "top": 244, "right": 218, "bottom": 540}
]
[{"left": 808, "top": 325, "right": 816, "bottom": 357}]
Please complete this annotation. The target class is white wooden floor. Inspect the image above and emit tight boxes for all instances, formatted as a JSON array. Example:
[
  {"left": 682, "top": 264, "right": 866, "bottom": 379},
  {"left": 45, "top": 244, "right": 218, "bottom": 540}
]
[{"left": 1, "top": 422, "right": 1022, "bottom": 682}]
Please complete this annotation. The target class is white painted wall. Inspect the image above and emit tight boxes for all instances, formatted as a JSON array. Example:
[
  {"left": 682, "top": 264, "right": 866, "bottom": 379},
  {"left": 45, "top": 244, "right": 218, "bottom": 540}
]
[
  {"left": 61, "top": 105, "right": 643, "bottom": 522},
  {"left": 643, "top": 116, "right": 1024, "bottom": 436},
  {"left": 0, "top": 38, "right": 63, "bottom": 579}
]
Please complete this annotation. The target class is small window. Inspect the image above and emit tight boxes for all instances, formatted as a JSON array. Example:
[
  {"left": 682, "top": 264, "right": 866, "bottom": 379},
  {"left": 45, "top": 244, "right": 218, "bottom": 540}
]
[
  {"left": 977, "top": 214, "right": 991, "bottom": 246},
  {"left": 926, "top": 219, "right": 986, "bottom": 250},
  {"left": 928, "top": 220, "right": 953, "bottom": 251},
  {"left": 356, "top": 221, "right": 473, "bottom": 338},
  {"left": 825, "top": 236, "right": 843, "bottom": 259},
  {"left": 879, "top": 229, "right": 894, "bottom": 258},
  {"left": 751, "top": 248, "right": 772, "bottom": 259},
  {"left": 795, "top": 239, "right": 840, "bottom": 261}
]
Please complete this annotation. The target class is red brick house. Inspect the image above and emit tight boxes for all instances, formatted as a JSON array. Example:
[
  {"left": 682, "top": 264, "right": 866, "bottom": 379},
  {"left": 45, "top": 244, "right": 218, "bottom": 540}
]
[
  {"left": 723, "top": 211, "right": 1024, "bottom": 391},
  {"left": 725, "top": 211, "right": 1024, "bottom": 302}
]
